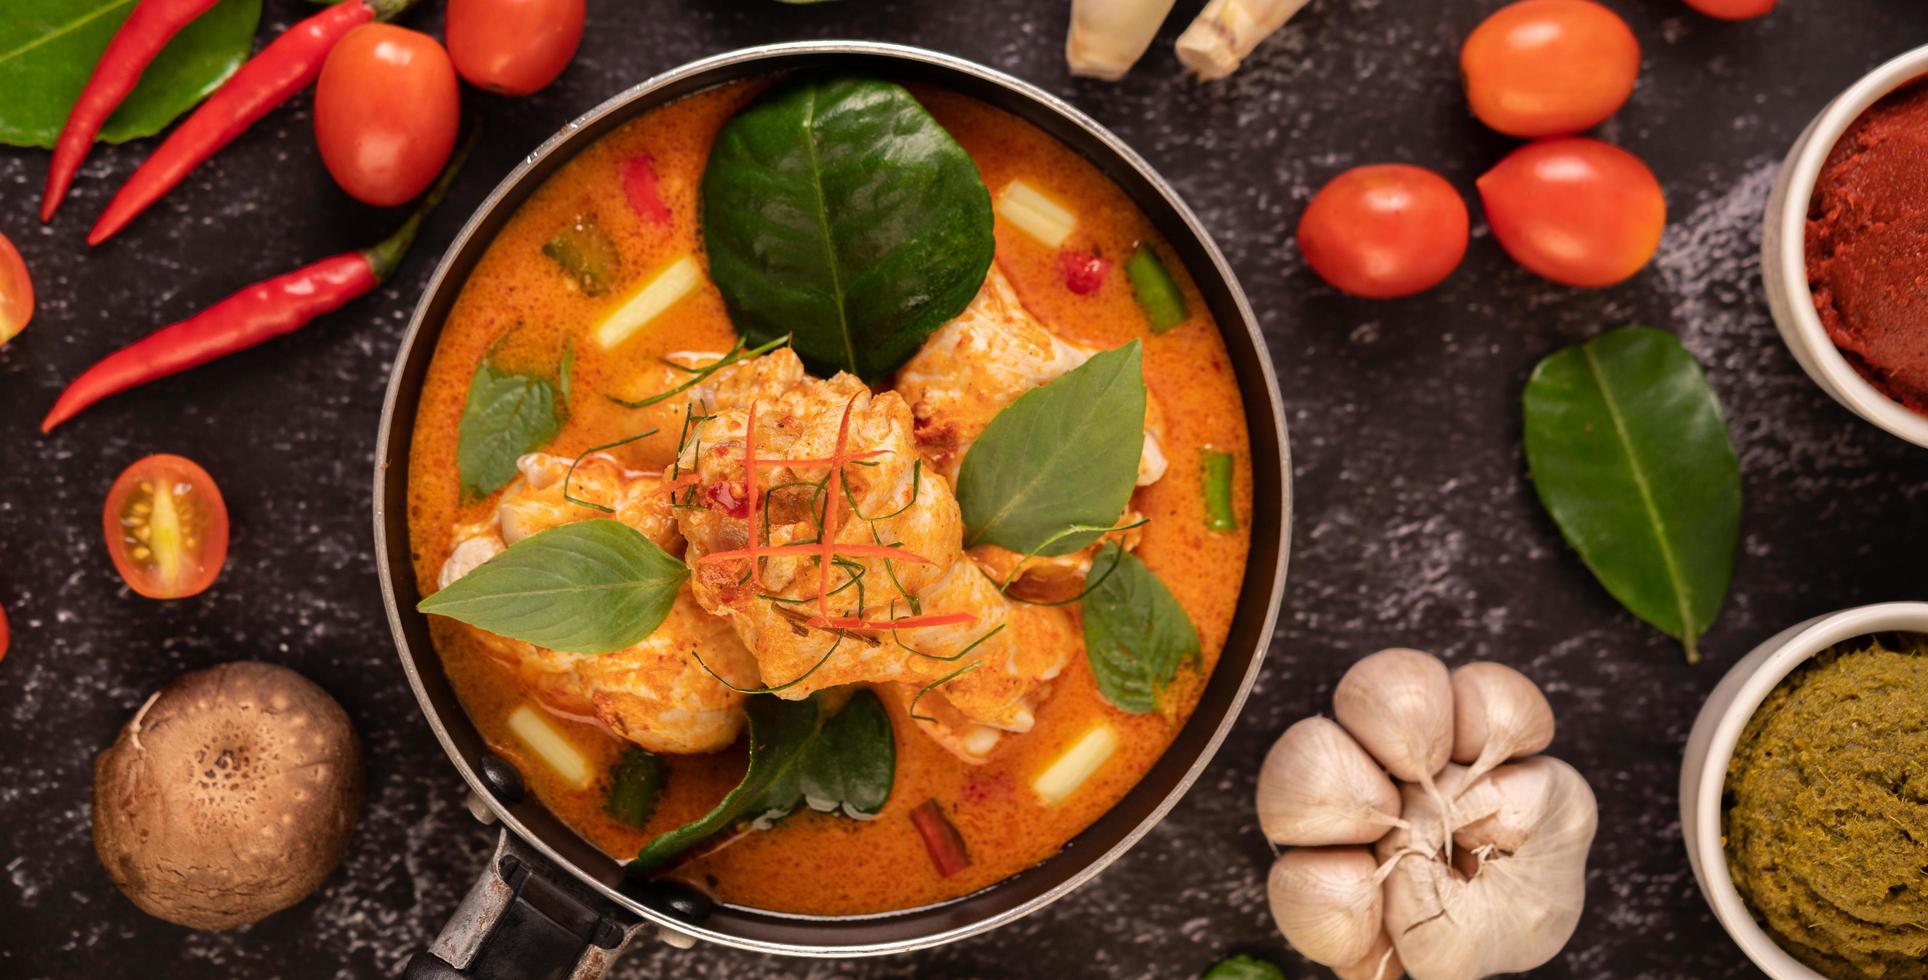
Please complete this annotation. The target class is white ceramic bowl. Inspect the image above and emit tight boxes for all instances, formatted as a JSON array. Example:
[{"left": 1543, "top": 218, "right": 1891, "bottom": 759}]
[
  {"left": 1762, "top": 44, "right": 1928, "bottom": 449},
  {"left": 1680, "top": 601, "right": 1928, "bottom": 978}
]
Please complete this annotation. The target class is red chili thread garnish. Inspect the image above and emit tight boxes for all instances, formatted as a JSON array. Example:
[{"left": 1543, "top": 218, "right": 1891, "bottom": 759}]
[
  {"left": 807, "top": 612, "right": 975, "bottom": 631},
  {"left": 623, "top": 153, "right": 673, "bottom": 227},
  {"left": 695, "top": 395, "right": 961, "bottom": 630},
  {"left": 1058, "top": 248, "right": 1110, "bottom": 295}
]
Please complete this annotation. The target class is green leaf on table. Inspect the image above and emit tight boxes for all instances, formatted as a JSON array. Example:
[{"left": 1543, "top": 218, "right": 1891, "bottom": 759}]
[
  {"left": 1202, "top": 954, "right": 1286, "bottom": 980},
  {"left": 627, "top": 696, "right": 824, "bottom": 874},
  {"left": 957, "top": 341, "right": 1146, "bottom": 556},
  {"left": 1082, "top": 542, "right": 1201, "bottom": 713},
  {"left": 416, "top": 520, "right": 689, "bottom": 655},
  {"left": 1523, "top": 326, "right": 1741, "bottom": 663},
  {"left": 700, "top": 75, "right": 994, "bottom": 383},
  {"left": 457, "top": 359, "right": 562, "bottom": 499},
  {"left": 0, "top": 0, "right": 263, "bottom": 149}
]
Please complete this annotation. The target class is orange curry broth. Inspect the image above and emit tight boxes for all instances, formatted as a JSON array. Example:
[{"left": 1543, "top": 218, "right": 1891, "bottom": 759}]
[{"left": 406, "top": 79, "right": 1254, "bottom": 915}]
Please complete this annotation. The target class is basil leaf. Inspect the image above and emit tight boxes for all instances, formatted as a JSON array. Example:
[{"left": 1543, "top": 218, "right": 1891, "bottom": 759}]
[
  {"left": 416, "top": 520, "right": 689, "bottom": 655},
  {"left": 0, "top": 0, "right": 262, "bottom": 149},
  {"left": 701, "top": 75, "right": 994, "bottom": 382},
  {"left": 457, "top": 360, "right": 562, "bottom": 499},
  {"left": 603, "top": 749, "right": 664, "bottom": 828},
  {"left": 957, "top": 341, "right": 1145, "bottom": 556},
  {"left": 1523, "top": 327, "right": 1741, "bottom": 663},
  {"left": 1083, "top": 542, "right": 1200, "bottom": 714},
  {"left": 1202, "top": 955, "right": 1286, "bottom": 980},
  {"left": 628, "top": 696, "right": 823, "bottom": 874}
]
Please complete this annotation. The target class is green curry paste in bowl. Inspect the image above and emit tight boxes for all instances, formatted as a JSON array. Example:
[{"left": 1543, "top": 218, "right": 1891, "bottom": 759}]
[{"left": 1722, "top": 636, "right": 1928, "bottom": 978}]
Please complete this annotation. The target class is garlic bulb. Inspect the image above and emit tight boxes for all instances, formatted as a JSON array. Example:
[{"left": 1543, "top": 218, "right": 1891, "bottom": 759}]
[
  {"left": 1256, "top": 716, "right": 1403, "bottom": 846},
  {"left": 1174, "top": 0, "right": 1313, "bottom": 81},
  {"left": 1450, "top": 662, "right": 1556, "bottom": 788},
  {"left": 1066, "top": 0, "right": 1180, "bottom": 81},
  {"left": 1376, "top": 759, "right": 1598, "bottom": 980},
  {"left": 1334, "top": 649, "right": 1455, "bottom": 790},
  {"left": 1334, "top": 928, "right": 1402, "bottom": 980},
  {"left": 1267, "top": 847, "right": 1385, "bottom": 968}
]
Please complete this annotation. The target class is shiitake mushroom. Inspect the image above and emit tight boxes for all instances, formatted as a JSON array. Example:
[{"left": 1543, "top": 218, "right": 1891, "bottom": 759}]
[{"left": 92, "top": 661, "right": 363, "bottom": 930}]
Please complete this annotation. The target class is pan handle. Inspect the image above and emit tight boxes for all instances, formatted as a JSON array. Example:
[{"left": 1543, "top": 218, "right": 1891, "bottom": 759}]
[{"left": 403, "top": 829, "right": 639, "bottom": 980}]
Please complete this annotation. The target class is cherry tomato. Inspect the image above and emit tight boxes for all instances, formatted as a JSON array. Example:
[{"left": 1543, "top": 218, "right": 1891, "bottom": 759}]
[
  {"left": 1684, "top": 0, "right": 1773, "bottom": 19},
  {"left": 0, "top": 230, "right": 32, "bottom": 347},
  {"left": 103, "top": 454, "right": 230, "bottom": 600},
  {"left": 314, "top": 25, "right": 460, "bottom": 207},
  {"left": 1461, "top": 0, "right": 1641, "bottom": 138},
  {"left": 1296, "top": 164, "right": 1470, "bottom": 299},
  {"left": 1478, "top": 138, "right": 1666, "bottom": 288},
  {"left": 446, "top": 0, "right": 584, "bottom": 96}
]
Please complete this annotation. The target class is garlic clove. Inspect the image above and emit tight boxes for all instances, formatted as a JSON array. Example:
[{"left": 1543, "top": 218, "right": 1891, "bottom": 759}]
[
  {"left": 1450, "top": 661, "right": 1555, "bottom": 787},
  {"left": 1377, "top": 757, "right": 1597, "bottom": 980},
  {"left": 1266, "top": 847, "right": 1385, "bottom": 968},
  {"left": 1256, "top": 716, "right": 1403, "bottom": 846},
  {"left": 1333, "top": 927, "right": 1404, "bottom": 980},
  {"left": 1334, "top": 648, "right": 1455, "bottom": 786}
]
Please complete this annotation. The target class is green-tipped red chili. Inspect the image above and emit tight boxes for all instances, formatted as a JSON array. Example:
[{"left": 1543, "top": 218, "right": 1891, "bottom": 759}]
[
  {"left": 42, "top": 0, "right": 223, "bottom": 222},
  {"left": 89, "top": 0, "right": 419, "bottom": 245},
  {"left": 1202, "top": 449, "right": 1238, "bottom": 532},
  {"left": 42, "top": 134, "right": 470, "bottom": 433}
]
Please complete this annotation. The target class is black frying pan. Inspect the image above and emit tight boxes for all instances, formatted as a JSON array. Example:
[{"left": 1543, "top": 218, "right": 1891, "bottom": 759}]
[{"left": 373, "top": 40, "right": 1291, "bottom": 978}]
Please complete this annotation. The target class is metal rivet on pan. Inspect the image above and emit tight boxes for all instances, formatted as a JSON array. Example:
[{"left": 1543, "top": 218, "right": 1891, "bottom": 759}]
[
  {"left": 477, "top": 755, "right": 524, "bottom": 805},
  {"left": 656, "top": 926, "right": 697, "bottom": 950},
  {"left": 463, "top": 789, "right": 497, "bottom": 825}
]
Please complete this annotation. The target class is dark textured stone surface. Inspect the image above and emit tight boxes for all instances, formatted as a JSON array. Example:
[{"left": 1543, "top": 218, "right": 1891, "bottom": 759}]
[{"left": 3, "top": 1, "right": 1925, "bottom": 977}]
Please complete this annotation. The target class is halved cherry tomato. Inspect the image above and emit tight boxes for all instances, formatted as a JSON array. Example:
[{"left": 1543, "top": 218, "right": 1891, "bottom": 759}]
[
  {"left": 446, "top": 0, "right": 584, "bottom": 96},
  {"left": 1297, "top": 164, "right": 1469, "bottom": 299},
  {"left": 1479, "top": 138, "right": 1666, "bottom": 288},
  {"left": 103, "top": 454, "right": 230, "bottom": 600},
  {"left": 1461, "top": 0, "right": 1641, "bottom": 138},
  {"left": 314, "top": 25, "right": 460, "bottom": 207},
  {"left": 1684, "top": 0, "right": 1773, "bottom": 19},
  {"left": 0, "top": 230, "right": 32, "bottom": 347}
]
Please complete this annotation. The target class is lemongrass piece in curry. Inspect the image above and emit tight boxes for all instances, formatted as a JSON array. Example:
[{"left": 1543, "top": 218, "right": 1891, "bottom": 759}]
[
  {"left": 506, "top": 705, "right": 593, "bottom": 788},
  {"left": 1256, "top": 716, "right": 1403, "bottom": 846},
  {"left": 1033, "top": 723, "right": 1120, "bottom": 806},
  {"left": 1266, "top": 846, "right": 1386, "bottom": 968},
  {"left": 595, "top": 254, "right": 702, "bottom": 350},
  {"left": 1066, "top": 0, "right": 1179, "bottom": 80},
  {"left": 996, "top": 179, "right": 1077, "bottom": 248},
  {"left": 1450, "top": 661, "right": 1555, "bottom": 788},
  {"left": 1175, "top": 0, "right": 1312, "bottom": 80}
]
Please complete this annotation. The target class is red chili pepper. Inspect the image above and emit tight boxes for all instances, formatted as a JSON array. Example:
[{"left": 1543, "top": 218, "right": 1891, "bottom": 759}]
[
  {"left": 910, "top": 799, "right": 972, "bottom": 877},
  {"left": 42, "top": 135, "right": 471, "bottom": 433},
  {"left": 0, "top": 599, "right": 11, "bottom": 665},
  {"left": 42, "top": 0, "right": 223, "bottom": 223},
  {"left": 1058, "top": 248, "right": 1110, "bottom": 295},
  {"left": 623, "top": 154, "right": 672, "bottom": 227},
  {"left": 90, "top": 0, "right": 418, "bottom": 245}
]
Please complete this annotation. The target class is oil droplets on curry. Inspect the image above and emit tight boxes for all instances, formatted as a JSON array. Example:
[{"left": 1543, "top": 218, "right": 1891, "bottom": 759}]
[{"left": 406, "top": 74, "right": 1253, "bottom": 915}]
